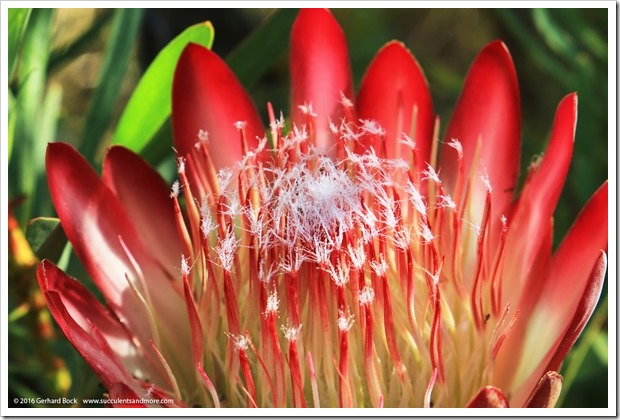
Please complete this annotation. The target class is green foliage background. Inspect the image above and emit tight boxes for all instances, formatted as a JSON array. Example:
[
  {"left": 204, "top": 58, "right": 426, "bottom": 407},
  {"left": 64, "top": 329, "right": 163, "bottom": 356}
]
[{"left": 7, "top": 8, "right": 609, "bottom": 408}]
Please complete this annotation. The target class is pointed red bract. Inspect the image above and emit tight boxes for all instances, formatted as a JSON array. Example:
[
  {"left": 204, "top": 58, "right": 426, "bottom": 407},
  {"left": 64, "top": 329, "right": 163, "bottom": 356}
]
[
  {"left": 103, "top": 146, "right": 183, "bottom": 278},
  {"left": 46, "top": 142, "right": 192, "bottom": 383},
  {"left": 546, "top": 250, "right": 607, "bottom": 373},
  {"left": 46, "top": 142, "right": 154, "bottom": 345},
  {"left": 357, "top": 41, "right": 434, "bottom": 170},
  {"left": 172, "top": 43, "right": 263, "bottom": 170},
  {"left": 466, "top": 386, "right": 509, "bottom": 408},
  {"left": 542, "top": 182, "right": 607, "bottom": 321},
  {"left": 290, "top": 8, "right": 353, "bottom": 154},
  {"left": 502, "top": 93, "right": 577, "bottom": 309},
  {"left": 503, "top": 180, "right": 606, "bottom": 406},
  {"left": 525, "top": 371, "right": 562, "bottom": 408},
  {"left": 37, "top": 261, "right": 143, "bottom": 392},
  {"left": 493, "top": 94, "right": 577, "bottom": 395},
  {"left": 37, "top": 259, "right": 164, "bottom": 381},
  {"left": 441, "top": 40, "right": 521, "bottom": 228},
  {"left": 517, "top": 185, "right": 608, "bottom": 395}
]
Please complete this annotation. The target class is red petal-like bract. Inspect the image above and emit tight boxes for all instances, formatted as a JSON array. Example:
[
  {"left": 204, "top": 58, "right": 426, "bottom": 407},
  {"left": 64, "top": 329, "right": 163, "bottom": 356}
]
[
  {"left": 503, "top": 93, "right": 578, "bottom": 310},
  {"left": 46, "top": 142, "right": 193, "bottom": 393},
  {"left": 46, "top": 142, "right": 154, "bottom": 347},
  {"left": 515, "top": 183, "right": 607, "bottom": 405},
  {"left": 37, "top": 261, "right": 145, "bottom": 392},
  {"left": 441, "top": 41, "right": 521, "bottom": 230},
  {"left": 542, "top": 182, "right": 608, "bottom": 336},
  {"left": 103, "top": 146, "right": 183, "bottom": 278},
  {"left": 290, "top": 8, "right": 353, "bottom": 154},
  {"left": 357, "top": 41, "right": 434, "bottom": 171},
  {"left": 546, "top": 250, "right": 607, "bottom": 373},
  {"left": 172, "top": 43, "right": 263, "bottom": 170},
  {"left": 499, "top": 179, "right": 607, "bottom": 406}
]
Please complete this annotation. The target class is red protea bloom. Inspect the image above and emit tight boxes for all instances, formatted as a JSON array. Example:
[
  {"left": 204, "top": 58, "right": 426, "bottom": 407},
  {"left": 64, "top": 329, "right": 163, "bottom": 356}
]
[{"left": 38, "top": 9, "right": 607, "bottom": 408}]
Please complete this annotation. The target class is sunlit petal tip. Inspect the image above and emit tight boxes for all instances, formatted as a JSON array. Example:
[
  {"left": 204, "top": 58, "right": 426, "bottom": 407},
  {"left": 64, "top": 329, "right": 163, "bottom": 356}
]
[
  {"left": 357, "top": 40, "right": 434, "bottom": 166},
  {"left": 466, "top": 386, "right": 509, "bottom": 408},
  {"left": 172, "top": 43, "right": 263, "bottom": 170},
  {"left": 46, "top": 142, "right": 99, "bottom": 215},
  {"left": 553, "top": 92, "right": 578, "bottom": 145},
  {"left": 102, "top": 146, "right": 170, "bottom": 201},
  {"left": 45, "top": 142, "right": 86, "bottom": 185},
  {"left": 525, "top": 371, "right": 563, "bottom": 408},
  {"left": 528, "top": 92, "right": 578, "bottom": 188},
  {"left": 290, "top": 8, "right": 352, "bottom": 98}
]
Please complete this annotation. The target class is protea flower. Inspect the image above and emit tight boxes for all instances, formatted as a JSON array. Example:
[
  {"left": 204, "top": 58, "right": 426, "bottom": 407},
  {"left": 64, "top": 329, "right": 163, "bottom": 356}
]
[{"left": 38, "top": 9, "right": 608, "bottom": 408}]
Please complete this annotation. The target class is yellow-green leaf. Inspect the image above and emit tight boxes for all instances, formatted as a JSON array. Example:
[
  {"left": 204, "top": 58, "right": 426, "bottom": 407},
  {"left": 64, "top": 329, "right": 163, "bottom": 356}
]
[
  {"left": 81, "top": 8, "right": 143, "bottom": 163},
  {"left": 8, "top": 8, "right": 31, "bottom": 79},
  {"left": 113, "top": 21, "right": 214, "bottom": 154},
  {"left": 8, "top": 91, "right": 16, "bottom": 162}
]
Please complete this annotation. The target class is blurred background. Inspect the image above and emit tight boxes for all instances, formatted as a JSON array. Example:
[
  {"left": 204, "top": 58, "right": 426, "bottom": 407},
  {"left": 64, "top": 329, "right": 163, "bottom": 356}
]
[{"left": 7, "top": 8, "right": 609, "bottom": 408}]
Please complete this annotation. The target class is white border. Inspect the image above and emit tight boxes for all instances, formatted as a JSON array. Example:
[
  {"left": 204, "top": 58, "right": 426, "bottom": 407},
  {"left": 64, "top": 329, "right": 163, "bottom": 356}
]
[{"left": 2, "top": 1, "right": 616, "bottom": 417}]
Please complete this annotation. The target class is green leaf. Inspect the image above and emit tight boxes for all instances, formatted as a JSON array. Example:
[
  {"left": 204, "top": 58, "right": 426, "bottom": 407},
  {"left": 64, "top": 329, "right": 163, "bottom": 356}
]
[
  {"left": 25, "top": 217, "right": 67, "bottom": 263},
  {"left": 113, "top": 21, "right": 214, "bottom": 155},
  {"left": 8, "top": 8, "right": 31, "bottom": 80},
  {"left": 57, "top": 242, "right": 73, "bottom": 272},
  {"left": 8, "top": 91, "right": 16, "bottom": 162},
  {"left": 33, "top": 84, "right": 63, "bottom": 216},
  {"left": 81, "top": 8, "right": 144, "bottom": 163},
  {"left": 226, "top": 9, "right": 298, "bottom": 89},
  {"left": 9, "top": 8, "right": 53, "bottom": 224}
]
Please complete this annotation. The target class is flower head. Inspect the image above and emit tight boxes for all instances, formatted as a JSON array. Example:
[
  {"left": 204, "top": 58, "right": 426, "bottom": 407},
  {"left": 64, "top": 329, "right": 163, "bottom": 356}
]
[{"left": 39, "top": 9, "right": 607, "bottom": 409}]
